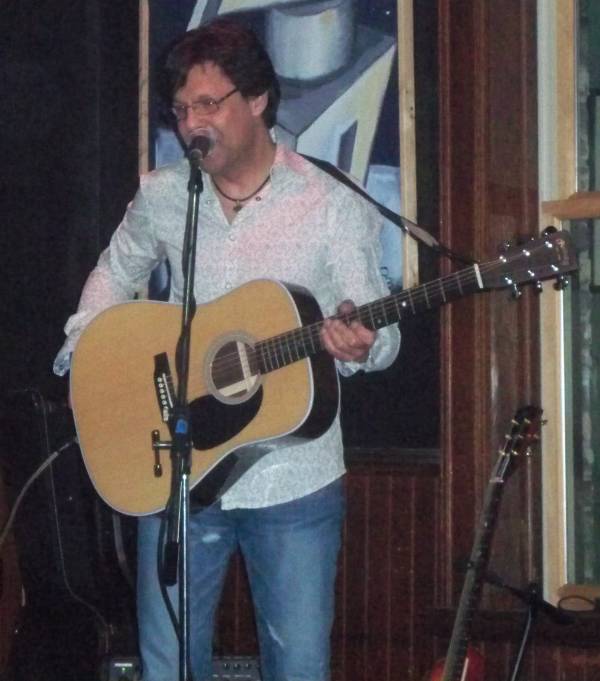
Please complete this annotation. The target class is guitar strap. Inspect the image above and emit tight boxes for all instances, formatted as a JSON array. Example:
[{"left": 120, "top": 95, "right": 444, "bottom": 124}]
[{"left": 301, "top": 154, "right": 475, "bottom": 265}]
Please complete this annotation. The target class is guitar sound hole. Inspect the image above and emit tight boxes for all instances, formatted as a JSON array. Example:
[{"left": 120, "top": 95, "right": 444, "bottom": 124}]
[{"left": 204, "top": 332, "right": 262, "bottom": 405}]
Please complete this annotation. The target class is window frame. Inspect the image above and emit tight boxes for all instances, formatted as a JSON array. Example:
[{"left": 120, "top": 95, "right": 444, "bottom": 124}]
[{"left": 539, "top": 0, "right": 600, "bottom": 600}]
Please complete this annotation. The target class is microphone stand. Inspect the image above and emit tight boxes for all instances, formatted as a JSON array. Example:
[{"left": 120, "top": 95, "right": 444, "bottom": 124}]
[{"left": 160, "top": 159, "right": 203, "bottom": 681}]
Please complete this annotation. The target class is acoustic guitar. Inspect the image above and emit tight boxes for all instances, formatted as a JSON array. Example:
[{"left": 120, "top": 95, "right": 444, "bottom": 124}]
[
  {"left": 429, "top": 405, "right": 543, "bottom": 681},
  {"left": 70, "top": 231, "right": 573, "bottom": 515}
]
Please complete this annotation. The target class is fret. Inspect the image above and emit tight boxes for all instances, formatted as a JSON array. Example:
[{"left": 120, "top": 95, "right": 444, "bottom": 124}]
[
  {"left": 439, "top": 278, "right": 447, "bottom": 303},
  {"left": 382, "top": 300, "right": 390, "bottom": 325},
  {"left": 288, "top": 333, "right": 298, "bottom": 363},
  {"left": 256, "top": 342, "right": 266, "bottom": 373},
  {"left": 268, "top": 338, "right": 280, "bottom": 370},
  {"left": 299, "top": 331, "right": 308, "bottom": 357},
  {"left": 308, "top": 327, "right": 318, "bottom": 354},
  {"left": 248, "top": 347, "right": 259, "bottom": 376},
  {"left": 372, "top": 300, "right": 388, "bottom": 328},
  {"left": 278, "top": 338, "right": 286, "bottom": 365},
  {"left": 392, "top": 294, "right": 403, "bottom": 321},
  {"left": 406, "top": 288, "right": 416, "bottom": 314},
  {"left": 423, "top": 282, "right": 431, "bottom": 309},
  {"left": 274, "top": 338, "right": 284, "bottom": 366},
  {"left": 292, "top": 333, "right": 303, "bottom": 361},
  {"left": 288, "top": 337, "right": 296, "bottom": 361},
  {"left": 366, "top": 303, "right": 376, "bottom": 329},
  {"left": 261, "top": 340, "right": 271, "bottom": 370},
  {"left": 297, "top": 331, "right": 307, "bottom": 358},
  {"left": 456, "top": 271, "right": 464, "bottom": 296}
]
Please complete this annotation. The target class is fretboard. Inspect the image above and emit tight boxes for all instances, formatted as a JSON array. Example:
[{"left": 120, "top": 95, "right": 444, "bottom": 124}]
[{"left": 255, "top": 263, "right": 483, "bottom": 375}]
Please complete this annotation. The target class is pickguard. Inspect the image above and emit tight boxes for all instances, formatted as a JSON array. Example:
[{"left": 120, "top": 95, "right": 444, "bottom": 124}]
[{"left": 189, "top": 388, "right": 263, "bottom": 450}]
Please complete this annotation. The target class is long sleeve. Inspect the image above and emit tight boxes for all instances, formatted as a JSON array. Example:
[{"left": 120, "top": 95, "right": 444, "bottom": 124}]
[
  {"left": 53, "top": 175, "right": 164, "bottom": 375},
  {"left": 322, "top": 178, "right": 401, "bottom": 377}
]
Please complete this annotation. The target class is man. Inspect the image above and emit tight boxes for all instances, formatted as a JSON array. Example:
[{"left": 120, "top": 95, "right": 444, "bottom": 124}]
[{"left": 55, "top": 18, "right": 400, "bottom": 681}]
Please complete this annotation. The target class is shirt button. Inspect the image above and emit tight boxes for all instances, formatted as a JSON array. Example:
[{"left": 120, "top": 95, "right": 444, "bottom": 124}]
[
  {"left": 228, "top": 232, "right": 236, "bottom": 241},
  {"left": 225, "top": 282, "right": 232, "bottom": 290}
]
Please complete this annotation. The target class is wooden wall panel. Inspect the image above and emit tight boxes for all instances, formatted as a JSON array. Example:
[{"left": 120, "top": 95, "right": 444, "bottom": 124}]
[
  {"left": 332, "top": 467, "right": 439, "bottom": 681},
  {"left": 438, "top": 0, "right": 541, "bottom": 607}
]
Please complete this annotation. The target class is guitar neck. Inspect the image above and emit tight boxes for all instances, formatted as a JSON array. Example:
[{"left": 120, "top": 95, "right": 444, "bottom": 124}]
[
  {"left": 256, "top": 264, "right": 484, "bottom": 373},
  {"left": 442, "top": 480, "right": 504, "bottom": 681},
  {"left": 438, "top": 406, "right": 542, "bottom": 681}
]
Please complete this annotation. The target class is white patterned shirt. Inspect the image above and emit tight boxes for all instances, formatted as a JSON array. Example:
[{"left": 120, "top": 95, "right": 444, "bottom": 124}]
[{"left": 54, "top": 144, "right": 400, "bottom": 509}]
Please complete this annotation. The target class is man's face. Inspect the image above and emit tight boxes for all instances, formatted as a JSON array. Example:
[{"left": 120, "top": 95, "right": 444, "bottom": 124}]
[{"left": 173, "top": 61, "right": 267, "bottom": 176}]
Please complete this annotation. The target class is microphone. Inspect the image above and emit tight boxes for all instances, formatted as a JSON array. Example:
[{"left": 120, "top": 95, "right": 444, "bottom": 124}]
[{"left": 188, "top": 129, "right": 215, "bottom": 167}]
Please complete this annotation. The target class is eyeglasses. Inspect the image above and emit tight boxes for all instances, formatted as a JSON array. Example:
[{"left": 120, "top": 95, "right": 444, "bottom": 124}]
[{"left": 171, "top": 87, "right": 239, "bottom": 121}]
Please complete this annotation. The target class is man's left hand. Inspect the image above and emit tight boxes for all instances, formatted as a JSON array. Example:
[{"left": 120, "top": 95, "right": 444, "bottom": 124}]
[{"left": 320, "top": 299, "right": 376, "bottom": 363}]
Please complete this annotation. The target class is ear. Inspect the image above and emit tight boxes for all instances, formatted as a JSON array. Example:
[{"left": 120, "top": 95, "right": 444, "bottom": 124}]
[{"left": 248, "top": 91, "right": 268, "bottom": 119}]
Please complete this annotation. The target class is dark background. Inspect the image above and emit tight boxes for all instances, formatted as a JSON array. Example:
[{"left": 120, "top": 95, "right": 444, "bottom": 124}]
[{"left": 0, "top": 0, "right": 139, "bottom": 404}]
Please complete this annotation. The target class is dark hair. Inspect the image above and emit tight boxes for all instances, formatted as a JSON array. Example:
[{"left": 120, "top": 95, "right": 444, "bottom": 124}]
[{"left": 158, "top": 18, "right": 280, "bottom": 129}]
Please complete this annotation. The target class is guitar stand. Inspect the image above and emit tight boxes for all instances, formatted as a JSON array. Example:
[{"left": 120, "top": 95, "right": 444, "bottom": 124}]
[
  {"left": 507, "top": 585, "right": 536, "bottom": 681},
  {"left": 484, "top": 574, "right": 574, "bottom": 681}
]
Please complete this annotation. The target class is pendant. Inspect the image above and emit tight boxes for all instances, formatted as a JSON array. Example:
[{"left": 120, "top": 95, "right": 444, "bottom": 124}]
[{"left": 233, "top": 202, "right": 243, "bottom": 212}]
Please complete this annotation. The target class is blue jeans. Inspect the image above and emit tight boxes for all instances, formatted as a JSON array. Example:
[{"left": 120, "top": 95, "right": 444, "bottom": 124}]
[{"left": 137, "top": 478, "right": 345, "bottom": 681}]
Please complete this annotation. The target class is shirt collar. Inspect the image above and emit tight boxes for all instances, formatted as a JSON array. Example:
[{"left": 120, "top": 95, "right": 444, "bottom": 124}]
[{"left": 270, "top": 143, "right": 308, "bottom": 190}]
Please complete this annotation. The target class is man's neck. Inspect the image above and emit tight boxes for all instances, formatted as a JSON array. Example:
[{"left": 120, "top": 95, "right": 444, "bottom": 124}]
[{"left": 213, "top": 133, "right": 276, "bottom": 197}]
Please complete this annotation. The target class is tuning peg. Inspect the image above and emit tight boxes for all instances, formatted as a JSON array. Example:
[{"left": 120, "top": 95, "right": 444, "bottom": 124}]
[
  {"left": 542, "top": 225, "right": 557, "bottom": 236},
  {"left": 511, "top": 283, "right": 523, "bottom": 299},
  {"left": 554, "top": 275, "right": 569, "bottom": 291},
  {"left": 533, "top": 281, "right": 544, "bottom": 294}
]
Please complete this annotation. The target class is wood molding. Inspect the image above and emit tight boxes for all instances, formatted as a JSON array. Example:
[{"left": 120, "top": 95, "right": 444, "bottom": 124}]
[
  {"left": 539, "top": 189, "right": 600, "bottom": 602},
  {"left": 138, "top": 0, "right": 150, "bottom": 175},
  {"left": 538, "top": 1, "right": 588, "bottom": 605},
  {"left": 555, "top": 0, "right": 577, "bottom": 198},
  {"left": 398, "top": 0, "right": 419, "bottom": 288}
]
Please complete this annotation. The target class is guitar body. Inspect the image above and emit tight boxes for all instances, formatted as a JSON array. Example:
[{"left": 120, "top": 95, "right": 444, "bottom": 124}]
[
  {"left": 70, "top": 279, "right": 339, "bottom": 515},
  {"left": 429, "top": 647, "right": 484, "bottom": 681}
]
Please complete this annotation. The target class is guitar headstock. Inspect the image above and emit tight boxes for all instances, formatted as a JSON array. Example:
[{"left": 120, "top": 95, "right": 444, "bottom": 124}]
[
  {"left": 495, "top": 405, "right": 543, "bottom": 482},
  {"left": 481, "top": 230, "right": 577, "bottom": 292}
]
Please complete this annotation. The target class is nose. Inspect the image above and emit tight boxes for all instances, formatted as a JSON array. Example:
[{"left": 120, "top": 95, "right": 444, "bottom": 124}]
[{"left": 177, "top": 111, "right": 210, "bottom": 144}]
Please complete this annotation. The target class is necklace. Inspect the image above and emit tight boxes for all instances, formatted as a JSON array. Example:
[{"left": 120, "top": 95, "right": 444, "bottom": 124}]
[{"left": 212, "top": 175, "right": 271, "bottom": 212}]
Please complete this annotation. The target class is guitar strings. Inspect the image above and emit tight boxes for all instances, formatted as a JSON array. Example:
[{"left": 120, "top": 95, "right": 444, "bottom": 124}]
[
  {"left": 208, "top": 254, "right": 550, "bottom": 379},
  {"left": 210, "top": 268, "right": 496, "bottom": 379},
  {"left": 207, "top": 240, "right": 559, "bottom": 380}
]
